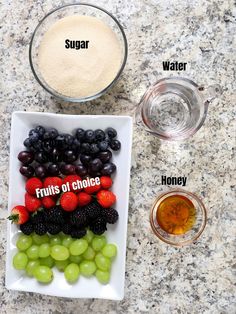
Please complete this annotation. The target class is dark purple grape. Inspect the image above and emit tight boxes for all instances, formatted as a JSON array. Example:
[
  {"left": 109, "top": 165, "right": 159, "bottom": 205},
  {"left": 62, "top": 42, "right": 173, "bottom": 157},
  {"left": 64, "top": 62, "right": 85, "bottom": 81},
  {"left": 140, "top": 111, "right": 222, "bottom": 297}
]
[
  {"left": 80, "top": 154, "right": 91, "bottom": 166},
  {"left": 84, "top": 130, "right": 95, "bottom": 143},
  {"left": 101, "top": 163, "right": 116, "bottom": 175},
  {"left": 75, "top": 128, "right": 85, "bottom": 141},
  {"left": 109, "top": 139, "right": 121, "bottom": 151},
  {"left": 81, "top": 143, "right": 91, "bottom": 154},
  {"left": 35, "top": 125, "right": 45, "bottom": 138},
  {"left": 90, "top": 143, "right": 100, "bottom": 154},
  {"left": 63, "top": 150, "right": 77, "bottom": 163},
  {"left": 95, "top": 129, "right": 105, "bottom": 141},
  {"left": 89, "top": 158, "right": 103, "bottom": 172},
  {"left": 51, "top": 148, "right": 63, "bottom": 163},
  {"left": 23, "top": 138, "right": 32, "bottom": 149},
  {"left": 89, "top": 171, "right": 102, "bottom": 177},
  {"left": 98, "top": 150, "right": 112, "bottom": 163},
  {"left": 71, "top": 138, "right": 81, "bottom": 152},
  {"left": 20, "top": 165, "right": 34, "bottom": 178},
  {"left": 105, "top": 127, "right": 117, "bottom": 139},
  {"left": 35, "top": 151, "right": 48, "bottom": 163},
  {"left": 98, "top": 140, "right": 109, "bottom": 152},
  {"left": 48, "top": 163, "right": 60, "bottom": 176},
  {"left": 35, "top": 165, "right": 47, "bottom": 179},
  {"left": 60, "top": 163, "right": 76, "bottom": 175},
  {"left": 75, "top": 164, "right": 88, "bottom": 177},
  {"left": 18, "top": 151, "right": 34, "bottom": 165}
]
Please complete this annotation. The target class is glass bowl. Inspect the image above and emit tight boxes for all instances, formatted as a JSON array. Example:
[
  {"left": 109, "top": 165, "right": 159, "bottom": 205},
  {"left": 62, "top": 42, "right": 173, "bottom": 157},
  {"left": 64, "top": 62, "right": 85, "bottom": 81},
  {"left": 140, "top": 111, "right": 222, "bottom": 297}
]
[
  {"left": 150, "top": 189, "right": 207, "bottom": 246},
  {"left": 29, "top": 3, "right": 128, "bottom": 102}
]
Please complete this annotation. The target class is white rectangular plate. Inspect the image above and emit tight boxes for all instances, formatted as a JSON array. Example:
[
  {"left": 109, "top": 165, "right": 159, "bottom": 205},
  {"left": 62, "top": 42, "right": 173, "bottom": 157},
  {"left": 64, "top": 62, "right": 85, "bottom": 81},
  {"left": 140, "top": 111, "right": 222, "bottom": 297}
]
[{"left": 6, "top": 111, "right": 133, "bottom": 300}]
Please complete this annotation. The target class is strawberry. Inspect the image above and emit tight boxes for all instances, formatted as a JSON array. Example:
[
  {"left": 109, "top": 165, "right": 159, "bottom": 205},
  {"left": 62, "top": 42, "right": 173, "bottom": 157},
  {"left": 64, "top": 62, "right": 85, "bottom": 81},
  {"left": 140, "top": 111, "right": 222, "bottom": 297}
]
[
  {"left": 41, "top": 196, "right": 56, "bottom": 209},
  {"left": 44, "top": 177, "right": 63, "bottom": 190},
  {"left": 77, "top": 192, "right": 92, "bottom": 206},
  {"left": 60, "top": 192, "right": 78, "bottom": 211},
  {"left": 84, "top": 183, "right": 101, "bottom": 194},
  {"left": 100, "top": 176, "right": 113, "bottom": 189},
  {"left": 62, "top": 175, "right": 82, "bottom": 192},
  {"left": 97, "top": 190, "right": 116, "bottom": 208},
  {"left": 8, "top": 205, "right": 29, "bottom": 224},
  {"left": 25, "top": 192, "right": 42, "bottom": 212},
  {"left": 25, "top": 177, "right": 43, "bottom": 195}
]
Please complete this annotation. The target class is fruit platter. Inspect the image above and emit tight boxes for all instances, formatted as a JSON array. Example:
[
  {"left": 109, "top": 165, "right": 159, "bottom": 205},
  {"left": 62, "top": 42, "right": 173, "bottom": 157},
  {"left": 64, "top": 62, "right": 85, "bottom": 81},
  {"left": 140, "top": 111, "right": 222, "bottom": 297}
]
[{"left": 6, "top": 112, "right": 132, "bottom": 300}]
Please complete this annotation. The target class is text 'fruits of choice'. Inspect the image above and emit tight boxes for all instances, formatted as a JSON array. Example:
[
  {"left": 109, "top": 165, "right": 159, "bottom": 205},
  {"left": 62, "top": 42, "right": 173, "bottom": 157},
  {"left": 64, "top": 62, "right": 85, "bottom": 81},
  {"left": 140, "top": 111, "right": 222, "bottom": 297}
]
[{"left": 36, "top": 177, "right": 100, "bottom": 198}]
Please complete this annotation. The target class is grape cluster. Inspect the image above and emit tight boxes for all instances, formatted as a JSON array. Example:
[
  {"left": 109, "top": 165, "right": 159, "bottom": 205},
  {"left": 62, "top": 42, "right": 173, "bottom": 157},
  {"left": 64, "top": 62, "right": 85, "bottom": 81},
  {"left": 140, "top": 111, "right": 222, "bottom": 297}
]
[
  {"left": 13, "top": 230, "right": 117, "bottom": 285},
  {"left": 20, "top": 203, "right": 118, "bottom": 238},
  {"left": 18, "top": 126, "right": 121, "bottom": 178}
]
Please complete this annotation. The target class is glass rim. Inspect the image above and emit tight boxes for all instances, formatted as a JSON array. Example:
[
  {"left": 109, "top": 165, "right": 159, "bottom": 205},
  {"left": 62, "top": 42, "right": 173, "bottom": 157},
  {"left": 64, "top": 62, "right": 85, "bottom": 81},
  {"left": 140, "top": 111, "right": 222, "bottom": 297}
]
[
  {"left": 29, "top": 3, "right": 128, "bottom": 103},
  {"left": 150, "top": 189, "right": 207, "bottom": 246}
]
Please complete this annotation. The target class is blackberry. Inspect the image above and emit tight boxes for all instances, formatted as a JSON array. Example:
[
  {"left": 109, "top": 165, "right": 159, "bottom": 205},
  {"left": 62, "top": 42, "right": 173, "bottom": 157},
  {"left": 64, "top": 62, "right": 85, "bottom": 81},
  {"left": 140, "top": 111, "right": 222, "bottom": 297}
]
[
  {"left": 45, "top": 206, "right": 65, "bottom": 224},
  {"left": 89, "top": 216, "right": 107, "bottom": 235},
  {"left": 30, "top": 211, "right": 45, "bottom": 225},
  {"left": 20, "top": 221, "right": 34, "bottom": 235},
  {"left": 70, "top": 228, "right": 87, "bottom": 239},
  {"left": 46, "top": 223, "right": 61, "bottom": 235},
  {"left": 34, "top": 222, "right": 47, "bottom": 235},
  {"left": 62, "top": 223, "right": 73, "bottom": 235},
  {"left": 104, "top": 208, "right": 119, "bottom": 224},
  {"left": 70, "top": 209, "right": 88, "bottom": 227},
  {"left": 85, "top": 202, "right": 102, "bottom": 220}
]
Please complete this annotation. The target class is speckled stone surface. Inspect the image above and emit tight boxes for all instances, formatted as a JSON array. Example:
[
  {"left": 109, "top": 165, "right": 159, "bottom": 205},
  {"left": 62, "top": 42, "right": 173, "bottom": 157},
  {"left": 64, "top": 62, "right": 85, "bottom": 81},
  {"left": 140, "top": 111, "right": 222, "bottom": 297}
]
[{"left": 0, "top": 0, "right": 235, "bottom": 313}]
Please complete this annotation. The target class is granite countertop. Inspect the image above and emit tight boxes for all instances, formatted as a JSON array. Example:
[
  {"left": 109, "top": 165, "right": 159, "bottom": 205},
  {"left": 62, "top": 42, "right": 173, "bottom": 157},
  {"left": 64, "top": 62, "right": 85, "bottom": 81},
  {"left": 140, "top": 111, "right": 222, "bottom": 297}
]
[{"left": 0, "top": 0, "right": 235, "bottom": 313}]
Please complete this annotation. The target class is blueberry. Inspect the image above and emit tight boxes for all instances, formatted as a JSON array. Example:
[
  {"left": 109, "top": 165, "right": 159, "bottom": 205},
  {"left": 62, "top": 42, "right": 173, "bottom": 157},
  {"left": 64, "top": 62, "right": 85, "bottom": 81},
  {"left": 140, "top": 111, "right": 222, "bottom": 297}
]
[
  {"left": 105, "top": 127, "right": 117, "bottom": 139},
  {"left": 75, "top": 128, "right": 85, "bottom": 141},
  {"left": 51, "top": 148, "right": 63, "bottom": 163},
  {"left": 29, "top": 132, "right": 39, "bottom": 144},
  {"left": 55, "top": 135, "right": 67, "bottom": 150},
  {"left": 101, "top": 162, "right": 116, "bottom": 175},
  {"left": 18, "top": 151, "right": 34, "bottom": 165},
  {"left": 84, "top": 130, "right": 95, "bottom": 143},
  {"left": 35, "top": 165, "right": 47, "bottom": 179},
  {"left": 109, "top": 139, "right": 121, "bottom": 151},
  {"left": 71, "top": 138, "right": 81, "bottom": 152},
  {"left": 32, "top": 139, "right": 43, "bottom": 151},
  {"left": 64, "top": 150, "right": 77, "bottom": 163},
  {"left": 75, "top": 164, "right": 88, "bottom": 177},
  {"left": 20, "top": 165, "right": 35, "bottom": 178},
  {"left": 80, "top": 154, "right": 91, "bottom": 166},
  {"left": 35, "top": 151, "right": 48, "bottom": 163},
  {"left": 23, "top": 138, "right": 32, "bottom": 149},
  {"left": 42, "top": 139, "right": 55, "bottom": 153},
  {"left": 35, "top": 125, "right": 45, "bottom": 138},
  {"left": 95, "top": 129, "right": 105, "bottom": 141},
  {"left": 98, "top": 150, "right": 112, "bottom": 163},
  {"left": 81, "top": 142, "right": 91, "bottom": 154},
  {"left": 90, "top": 143, "right": 100, "bottom": 154},
  {"left": 29, "top": 129, "right": 38, "bottom": 137},
  {"left": 64, "top": 134, "right": 74, "bottom": 146},
  {"left": 48, "top": 163, "right": 60, "bottom": 176},
  {"left": 60, "top": 163, "right": 76, "bottom": 175},
  {"left": 98, "top": 140, "right": 109, "bottom": 152},
  {"left": 89, "top": 158, "right": 103, "bottom": 172},
  {"left": 48, "top": 128, "right": 58, "bottom": 139}
]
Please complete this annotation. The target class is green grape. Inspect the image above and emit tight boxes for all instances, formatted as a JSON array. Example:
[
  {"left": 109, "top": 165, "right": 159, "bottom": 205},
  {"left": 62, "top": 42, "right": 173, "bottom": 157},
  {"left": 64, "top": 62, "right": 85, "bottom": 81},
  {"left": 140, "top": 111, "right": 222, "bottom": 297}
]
[
  {"left": 38, "top": 243, "right": 51, "bottom": 258},
  {"left": 50, "top": 235, "right": 61, "bottom": 246},
  {"left": 16, "top": 234, "right": 32, "bottom": 251},
  {"left": 40, "top": 256, "right": 54, "bottom": 268},
  {"left": 51, "top": 245, "right": 69, "bottom": 261},
  {"left": 102, "top": 244, "right": 117, "bottom": 258},
  {"left": 91, "top": 236, "right": 107, "bottom": 251},
  {"left": 26, "top": 260, "right": 40, "bottom": 277},
  {"left": 69, "top": 239, "right": 88, "bottom": 256},
  {"left": 84, "top": 229, "right": 94, "bottom": 243},
  {"left": 62, "top": 236, "right": 73, "bottom": 248},
  {"left": 82, "top": 246, "right": 95, "bottom": 261},
  {"left": 32, "top": 233, "right": 49, "bottom": 245},
  {"left": 69, "top": 255, "right": 83, "bottom": 264},
  {"left": 95, "top": 253, "right": 111, "bottom": 271},
  {"left": 80, "top": 260, "right": 96, "bottom": 277},
  {"left": 13, "top": 252, "right": 28, "bottom": 270},
  {"left": 26, "top": 245, "right": 39, "bottom": 260},
  {"left": 34, "top": 265, "right": 53, "bottom": 283},
  {"left": 64, "top": 263, "right": 80, "bottom": 283},
  {"left": 55, "top": 259, "right": 69, "bottom": 271},
  {"left": 95, "top": 269, "right": 110, "bottom": 284}
]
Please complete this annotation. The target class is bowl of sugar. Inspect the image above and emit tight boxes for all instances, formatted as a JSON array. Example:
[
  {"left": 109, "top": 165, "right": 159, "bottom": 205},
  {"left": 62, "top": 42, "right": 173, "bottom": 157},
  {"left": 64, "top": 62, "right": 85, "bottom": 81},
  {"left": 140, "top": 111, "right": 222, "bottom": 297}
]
[{"left": 29, "top": 3, "right": 127, "bottom": 102}]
